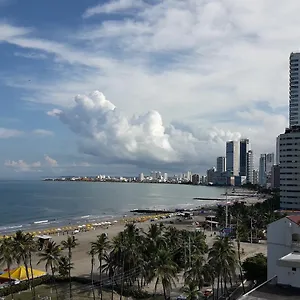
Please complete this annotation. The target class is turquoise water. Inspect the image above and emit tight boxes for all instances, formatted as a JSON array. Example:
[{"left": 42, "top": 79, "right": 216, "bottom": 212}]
[{"left": 0, "top": 181, "right": 225, "bottom": 233}]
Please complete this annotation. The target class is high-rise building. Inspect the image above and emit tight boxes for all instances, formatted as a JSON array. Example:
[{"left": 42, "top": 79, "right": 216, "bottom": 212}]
[
  {"left": 246, "top": 150, "right": 254, "bottom": 183},
  {"left": 289, "top": 52, "right": 300, "bottom": 127},
  {"left": 139, "top": 173, "right": 144, "bottom": 182},
  {"left": 216, "top": 156, "right": 226, "bottom": 174},
  {"left": 279, "top": 126, "right": 300, "bottom": 210},
  {"left": 259, "top": 154, "right": 267, "bottom": 186},
  {"left": 253, "top": 169, "right": 259, "bottom": 185},
  {"left": 206, "top": 167, "right": 216, "bottom": 184},
  {"left": 266, "top": 153, "right": 275, "bottom": 174},
  {"left": 276, "top": 135, "right": 280, "bottom": 165},
  {"left": 239, "top": 139, "right": 250, "bottom": 176},
  {"left": 226, "top": 141, "right": 240, "bottom": 176}
]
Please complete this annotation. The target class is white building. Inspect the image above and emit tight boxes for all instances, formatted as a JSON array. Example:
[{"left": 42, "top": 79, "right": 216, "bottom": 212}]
[
  {"left": 139, "top": 173, "right": 144, "bottom": 182},
  {"left": 226, "top": 141, "right": 240, "bottom": 176},
  {"left": 259, "top": 153, "right": 274, "bottom": 186},
  {"left": 289, "top": 52, "right": 300, "bottom": 127},
  {"left": 267, "top": 215, "right": 300, "bottom": 288},
  {"left": 246, "top": 150, "right": 254, "bottom": 184},
  {"left": 279, "top": 126, "right": 300, "bottom": 210}
]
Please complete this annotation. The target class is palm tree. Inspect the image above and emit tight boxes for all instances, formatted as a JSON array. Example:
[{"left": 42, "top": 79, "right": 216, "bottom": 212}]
[
  {"left": 184, "top": 254, "right": 206, "bottom": 290},
  {"left": 58, "top": 255, "right": 73, "bottom": 278},
  {"left": 88, "top": 249, "right": 96, "bottom": 300},
  {"left": 91, "top": 233, "right": 111, "bottom": 300},
  {"left": 0, "top": 238, "right": 15, "bottom": 300},
  {"left": 182, "top": 281, "right": 203, "bottom": 300},
  {"left": 152, "top": 249, "right": 178, "bottom": 300},
  {"left": 209, "top": 236, "right": 236, "bottom": 299},
  {"left": 38, "top": 241, "right": 61, "bottom": 299},
  {"left": 61, "top": 235, "right": 79, "bottom": 299},
  {"left": 26, "top": 233, "right": 38, "bottom": 299}
]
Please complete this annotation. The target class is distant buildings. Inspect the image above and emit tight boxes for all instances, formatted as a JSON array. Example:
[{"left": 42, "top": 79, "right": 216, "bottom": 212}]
[
  {"left": 206, "top": 167, "right": 216, "bottom": 184},
  {"left": 239, "top": 139, "right": 250, "bottom": 176},
  {"left": 289, "top": 52, "right": 300, "bottom": 127},
  {"left": 226, "top": 141, "right": 240, "bottom": 176},
  {"left": 191, "top": 174, "right": 200, "bottom": 185},
  {"left": 216, "top": 156, "right": 226, "bottom": 173},
  {"left": 246, "top": 150, "right": 254, "bottom": 184},
  {"left": 259, "top": 153, "right": 275, "bottom": 187}
]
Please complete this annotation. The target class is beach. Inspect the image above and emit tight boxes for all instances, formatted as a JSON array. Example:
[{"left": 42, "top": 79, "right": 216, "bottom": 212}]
[{"left": 25, "top": 214, "right": 267, "bottom": 278}]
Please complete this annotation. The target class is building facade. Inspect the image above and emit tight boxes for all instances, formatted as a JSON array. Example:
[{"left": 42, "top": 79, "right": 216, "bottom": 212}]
[
  {"left": 191, "top": 174, "right": 200, "bottom": 185},
  {"left": 271, "top": 165, "right": 280, "bottom": 189},
  {"left": 239, "top": 139, "right": 250, "bottom": 176},
  {"left": 206, "top": 167, "right": 216, "bottom": 184},
  {"left": 289, "top": 52, "right": 300, "bottom": 127},
  {"left": 246, "top": 150, "right": 254, "bottom": 184},
  {"left": 267, "top": 216, "right": 300, "bottom": 288},
  {"left": 259, "top": 154, "right": 267, "bottom": 186},
  {"left": 279, "top": 126, "right": 300, "bottom": 210},
  {"left": 226, "top": 141, "right": 240, "bottom": 176},
  {"left": 216, "top": 156, "right": 226, "bottom": 174}
]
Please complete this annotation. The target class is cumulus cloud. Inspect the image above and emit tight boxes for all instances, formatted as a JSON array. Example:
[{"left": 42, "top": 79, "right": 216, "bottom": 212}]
[
  {"left": 47, "top": 109, "right": 62, "bottom": 116},
  {"left": 4, "top": 160, "right": 42, "bottom": 172},
  {"left": 0, "top": 128, "right": 23, "bottom": 138},
  {"left": 44, "top": 155, "right": 58, "bottom": 167},
  {"left": 83, "top": 0, "right": 144, "bottom": 18},
  {"left": 5, "top": 155, "right": 58, "bottom": 172},
  {"left": 33, "top": 129, "right": 54, "bottom": 136},
  {"left": 51, "top": 91, "right": 242, "bottom": 169}
]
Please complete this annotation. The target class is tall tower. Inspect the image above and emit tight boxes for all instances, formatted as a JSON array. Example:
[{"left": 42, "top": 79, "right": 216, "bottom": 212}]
[
  {"left": 246, "top": 150, "right": 254, "bottom": 183},
  {"left": 226, "top": 141, "right": 240, "bottom": 176},
  {"left": 216, "top": 156, "right": 226, "bottom": 174},
  {"left": 289, "top": 52, "right": 300, "bottom": 127},
  {"left": 239, "top": 139, "right": 250, "bottom": 176}
]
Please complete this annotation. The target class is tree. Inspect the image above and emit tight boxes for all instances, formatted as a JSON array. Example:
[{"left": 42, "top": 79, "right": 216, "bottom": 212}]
[
  {"left": 0, "top": 238, "right": 15, "bottom": 300},
  {"left": 58, "top": 255, "right": 73, "bottom": 278},
  {"left": 61, "top": 235, "right": 79, "bottom": 299},
  {"left": 182, "top": 281, "right": 203, "bottom": 300},
  {"left": 91, "top": 233, "right": 111, "bottom": 300},
  {"left": 152, "top": 249, "right": 178, "bottom": 300},
  {"left": 88, "top": 249, "right": 97, "bottom": 300},
  {"left": 242, "top": 253, "right": 267, "bottom": 283},
  {"left": 38, "top": 241, "right": 61, "bottom": 299}
]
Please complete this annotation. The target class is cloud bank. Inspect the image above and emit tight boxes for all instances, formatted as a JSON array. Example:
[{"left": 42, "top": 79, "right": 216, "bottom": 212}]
[{"left": 50, "top": 91, "right": 242, "bottom": 169}]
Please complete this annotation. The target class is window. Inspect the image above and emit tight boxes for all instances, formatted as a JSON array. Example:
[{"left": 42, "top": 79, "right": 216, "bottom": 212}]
[{"left": 292, "top": 267, "right": 296, "bottom": 272}]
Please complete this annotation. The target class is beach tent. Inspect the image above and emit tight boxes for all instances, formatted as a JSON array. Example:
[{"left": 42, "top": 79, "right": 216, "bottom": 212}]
[{"left": 0, "top": 266, "right": 46, "bottom": 282}]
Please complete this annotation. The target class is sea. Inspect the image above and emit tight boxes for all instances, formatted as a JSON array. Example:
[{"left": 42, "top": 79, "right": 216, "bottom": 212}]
[{"left": 0, "top": 181, "right": 226, "bottom": 234}]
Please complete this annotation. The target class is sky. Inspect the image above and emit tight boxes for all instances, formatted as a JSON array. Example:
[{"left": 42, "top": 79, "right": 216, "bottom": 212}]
[{"left": 0, "top": 0, "right": 296, "bottom": 178}]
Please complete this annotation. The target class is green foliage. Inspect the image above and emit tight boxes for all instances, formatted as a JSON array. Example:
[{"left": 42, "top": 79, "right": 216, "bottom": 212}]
[{"left": 242, "top": 253, "right": 267, "bottom": 283}]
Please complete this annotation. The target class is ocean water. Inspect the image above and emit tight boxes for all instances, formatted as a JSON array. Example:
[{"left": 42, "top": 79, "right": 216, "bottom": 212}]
[{"left": 0, "top": 181, "right": 225, "bottom": 234}]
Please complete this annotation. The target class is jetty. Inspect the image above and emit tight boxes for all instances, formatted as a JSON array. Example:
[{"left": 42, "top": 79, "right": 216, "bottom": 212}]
[
  {"left": 193, "top": 197, "right": 227, "bottom": 201},
  {"left": 130, "top": 209, "right": 174, "bottom": 214}
]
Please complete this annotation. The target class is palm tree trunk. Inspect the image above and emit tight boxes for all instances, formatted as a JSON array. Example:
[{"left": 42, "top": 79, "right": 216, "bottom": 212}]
[
  {"left": 91, "top": 256, "right": 96, "bottom": 300},
  {"left": 68, "top": 248, "right": 72, "bottom": 300},
  {"left": 99, "top": 257, "right": 103, "bottom": 300},
  {"left": 51, "top": 263, "right": 59, "bottom": 300},
  {"left": 216, "top": 276, "right": 220, "bottom": 300},
  {"left": 237, "top": 217, "right": 245, "bottom": 294},
  {"left": 119, "top": 254, "right": 125, "bottom": 300},
  {"left": 162, "top": 283, "right": 167, "bottom": 300},
  {"left": 23, "top": 257, "right": 31, "bottom": 290},
  {"left": 111, "top": 271, "right": 114, "bottom": 300},
  {"left": 29, "top": 252, "right": 36, "bottom": 299},
  {"left": 7, "top": 263, "right": 14, "bottom": 300}
]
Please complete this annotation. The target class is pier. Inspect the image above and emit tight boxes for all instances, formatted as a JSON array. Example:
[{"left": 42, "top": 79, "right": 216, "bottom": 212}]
[{"left": 193, "top": 197, "right": 227, "bottom": 201}]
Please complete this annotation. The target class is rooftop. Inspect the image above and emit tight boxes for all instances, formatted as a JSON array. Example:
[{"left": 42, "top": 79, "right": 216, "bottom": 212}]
[
  {"left": 240, "top": 284, "right": 300, "bottom": 300},
  {"left": 286, "top": 215, "right": 300, "bottom": 225}
]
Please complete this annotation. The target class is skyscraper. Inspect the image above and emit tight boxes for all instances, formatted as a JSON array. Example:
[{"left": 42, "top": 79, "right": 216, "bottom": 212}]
[
  {"left": 226, "top": 141, "right": 240, "bottom": 176},
  {"left": 239, "top": 139, "right": 250, "bottom": 176},
  {"left": 259, "top": 154, "right": 267, "bottom": 186},
  {"left": 246, "top": 150, "right": 254, "bottom": 183},
  {"left": 276, "top": 135, "right": 280, "bottom": 165},
  {"left": 289, "top": 52, "right": 300, "bottom": 127},
  {"left": 216, "top": 156, "right": 226, "bottom": 174}
]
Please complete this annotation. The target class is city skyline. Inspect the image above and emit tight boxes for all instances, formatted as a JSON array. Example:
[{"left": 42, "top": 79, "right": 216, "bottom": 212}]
[{"left": 0, "top": 0, "right": 293, "bottom": 178}]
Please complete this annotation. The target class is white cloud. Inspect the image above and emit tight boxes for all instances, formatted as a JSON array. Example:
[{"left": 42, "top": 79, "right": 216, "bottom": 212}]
[
  {"left": 4, "top": 160, "right": 42, "bottom": 172},
  {"left": 0, "top": 128, "right": 23, "bottom": 138},
  {"left": 5, "top": 155, "right": 58, "bottom": 172},
  {"left": 47, "top": 109, "right": 63, "bottom": 116},
  {"left": 53, "top": 91, "right": 244, "bottom": 168},
  {"left": 14, "top": 51, "right": 47, "bottom": 59},
  {"left": 1, "top": 0, "right": 297, "bottom": 169},
  {"left": 33, "top": 129, "right": 54, "bottom": 137},
  {"left": 83, "top": 0, "right": 145, "bottom": 18},
  {"left": 44, "top": 155, "right": 58, "bottom": 167}
]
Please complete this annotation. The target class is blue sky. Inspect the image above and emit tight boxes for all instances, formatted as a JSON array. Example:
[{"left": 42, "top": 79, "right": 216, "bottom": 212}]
[{"left": 0, "top": 0, "right": 296, "bottom": 178}]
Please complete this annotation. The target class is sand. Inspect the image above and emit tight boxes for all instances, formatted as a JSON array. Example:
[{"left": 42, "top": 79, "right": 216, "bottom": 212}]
[{"left": 27, "top": 215, "right": 267, "bottom": 278}]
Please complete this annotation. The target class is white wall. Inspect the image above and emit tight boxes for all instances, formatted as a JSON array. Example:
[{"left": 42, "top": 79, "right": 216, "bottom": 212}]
[
  {"left": 277, "top": 266, "right": 300, "bottom": 288},
  {"left": 267, "top": 218, "right": 300, "bottom": 280}
]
